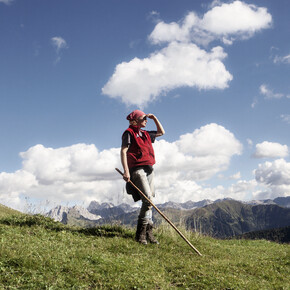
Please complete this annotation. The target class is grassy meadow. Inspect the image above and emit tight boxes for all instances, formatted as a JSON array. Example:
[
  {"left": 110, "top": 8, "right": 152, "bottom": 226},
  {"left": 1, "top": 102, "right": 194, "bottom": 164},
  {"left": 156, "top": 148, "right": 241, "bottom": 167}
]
[{"left": 0, "top": 206, "right": 289, "bottom": 289}]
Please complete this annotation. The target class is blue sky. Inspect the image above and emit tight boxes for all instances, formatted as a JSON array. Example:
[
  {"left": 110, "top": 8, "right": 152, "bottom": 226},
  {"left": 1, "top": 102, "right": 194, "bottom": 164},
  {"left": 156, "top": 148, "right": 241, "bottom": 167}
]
[{"left": 0, "top": 0, "right": 290, "bottom": 211}]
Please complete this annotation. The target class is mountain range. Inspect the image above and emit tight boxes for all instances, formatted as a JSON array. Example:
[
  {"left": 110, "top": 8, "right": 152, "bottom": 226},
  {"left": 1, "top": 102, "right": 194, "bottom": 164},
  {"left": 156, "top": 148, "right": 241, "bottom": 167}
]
[{"left": 46, "top": 196, "right": 290, "bottom": 240}]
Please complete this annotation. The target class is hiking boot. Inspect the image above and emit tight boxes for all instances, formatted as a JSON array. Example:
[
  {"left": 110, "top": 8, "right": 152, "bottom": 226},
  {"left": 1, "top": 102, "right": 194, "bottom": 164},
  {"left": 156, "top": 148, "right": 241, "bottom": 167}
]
[
  {"left": 146, "top": 223, "right": 159, "bottom": 244},
  {"left": 135, "top": 222, "right": 147, "bottom": 245}
]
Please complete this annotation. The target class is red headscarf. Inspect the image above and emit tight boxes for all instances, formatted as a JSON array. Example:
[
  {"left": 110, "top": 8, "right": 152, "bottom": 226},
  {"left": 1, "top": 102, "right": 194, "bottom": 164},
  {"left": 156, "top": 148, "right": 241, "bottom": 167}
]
[{"left": 126, "top": 110, "right": 146, "bottom": 121}]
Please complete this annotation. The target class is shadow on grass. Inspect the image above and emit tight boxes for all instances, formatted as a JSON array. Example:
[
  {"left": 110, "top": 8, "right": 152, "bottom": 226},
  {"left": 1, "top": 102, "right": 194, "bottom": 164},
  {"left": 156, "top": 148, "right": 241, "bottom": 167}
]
[{"left": 0, "top": 214, "right": 134, "bottom": 239}]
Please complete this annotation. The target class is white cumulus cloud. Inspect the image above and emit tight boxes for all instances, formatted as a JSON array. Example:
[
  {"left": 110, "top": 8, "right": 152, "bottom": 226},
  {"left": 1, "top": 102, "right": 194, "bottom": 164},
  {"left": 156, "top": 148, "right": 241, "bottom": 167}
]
[
  {"left": 253, "top": 141, "right": 289, "bottom": 158},
  {"left": 201, "top": 1, "right": 272, "bottom": 37},
  {"left": 224, "top": 179, "right": 257, "bottom": 200},
  {"left": 255, "top": 159, "right": 290, "bottom": 198},
  {"left": 0, "top": 123, "right": 244, "bottom": 210},
  {"left": 1, "top": 143, "right": 126, "bottom": 210},
  {"left": 0, "top": 170, "right": 37, "bottom": 210},
  {"left": 149, "top": 1, "right": 272, "bottom": 46},
  {"left": 102, "top": 42, "right": 232, "bottom": 107},
  {"left": 3, "top": 127, "right": 289, "bottom": 209},
  {"left": 149, "top": 12, "right": 203, "bottom": 45},
  {"left": 103, "top": 1, "right": 272, "bottom": 107},
  {"left": 20, "top": 143, "right": 121, "bottom": 184},
  {"left": 154, "top": 123, "right": 243, "bottom": 202}
]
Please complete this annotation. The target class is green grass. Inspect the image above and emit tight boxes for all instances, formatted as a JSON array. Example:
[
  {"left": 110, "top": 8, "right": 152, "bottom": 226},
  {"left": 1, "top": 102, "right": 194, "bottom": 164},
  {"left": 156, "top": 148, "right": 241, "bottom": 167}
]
[
  {"left": 0, "top": 204, "right": 21, "bottom": 218},
  {"left": 0, "top": 213, "right": 289, "bottom": 289}
]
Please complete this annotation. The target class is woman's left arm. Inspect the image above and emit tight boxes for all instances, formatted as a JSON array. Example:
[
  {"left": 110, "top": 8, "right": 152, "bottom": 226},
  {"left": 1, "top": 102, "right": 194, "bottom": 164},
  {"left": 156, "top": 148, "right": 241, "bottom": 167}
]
[{"left": 147, "top": 114, "right": 165, "bottom": 137}]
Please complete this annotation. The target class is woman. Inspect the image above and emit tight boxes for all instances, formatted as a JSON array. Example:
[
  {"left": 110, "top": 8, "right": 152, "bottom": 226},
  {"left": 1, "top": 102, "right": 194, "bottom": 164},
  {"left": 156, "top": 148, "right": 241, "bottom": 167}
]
[{"left": 121, "top": 109, "right": 165, "bottom": 245}]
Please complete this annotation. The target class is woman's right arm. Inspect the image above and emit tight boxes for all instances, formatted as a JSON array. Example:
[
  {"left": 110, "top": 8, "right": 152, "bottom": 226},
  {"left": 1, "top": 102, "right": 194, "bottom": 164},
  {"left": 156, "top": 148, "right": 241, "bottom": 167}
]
[{"left": 120, "top": 146, "right": 130, "bottom": 182}]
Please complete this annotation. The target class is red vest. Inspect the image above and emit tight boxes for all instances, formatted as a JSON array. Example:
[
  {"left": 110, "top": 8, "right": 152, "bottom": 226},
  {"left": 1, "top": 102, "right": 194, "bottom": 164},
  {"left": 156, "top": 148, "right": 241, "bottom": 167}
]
[{"left": 124, "top": 125, "right": 155, "bottom": 168}]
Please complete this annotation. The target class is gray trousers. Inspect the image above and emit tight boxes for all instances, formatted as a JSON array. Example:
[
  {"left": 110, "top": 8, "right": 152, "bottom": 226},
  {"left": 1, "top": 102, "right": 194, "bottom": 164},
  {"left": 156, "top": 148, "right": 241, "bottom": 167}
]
[{"left": 131, "top": 167, "right": 155, "bottom": 225}]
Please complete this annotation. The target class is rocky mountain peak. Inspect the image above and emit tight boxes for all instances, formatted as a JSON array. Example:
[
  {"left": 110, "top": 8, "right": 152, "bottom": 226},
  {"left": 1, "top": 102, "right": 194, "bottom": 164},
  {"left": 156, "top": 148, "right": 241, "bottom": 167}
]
[
  {"left": 87, "top": 201, "right": 114, "bottom": 212},
  {"left": 47, "top": 204, "right": 101, "bottom": 223},
  {"left": 46, "top": 205, "right": 70, "bottom": 222}
]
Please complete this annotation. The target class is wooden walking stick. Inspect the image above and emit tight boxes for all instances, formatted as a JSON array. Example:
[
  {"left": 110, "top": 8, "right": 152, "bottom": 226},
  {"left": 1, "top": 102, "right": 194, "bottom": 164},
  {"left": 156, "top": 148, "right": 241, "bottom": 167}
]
[{"left": 115, "top": 168, "right": 202, "bottom": 256}]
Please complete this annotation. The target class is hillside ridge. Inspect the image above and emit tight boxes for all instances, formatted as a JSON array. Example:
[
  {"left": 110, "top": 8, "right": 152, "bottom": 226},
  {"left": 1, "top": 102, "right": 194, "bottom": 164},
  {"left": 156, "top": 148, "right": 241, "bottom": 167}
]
[{"left": 0, "top": 211, "right": 289, "bottom": 288}]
